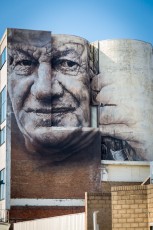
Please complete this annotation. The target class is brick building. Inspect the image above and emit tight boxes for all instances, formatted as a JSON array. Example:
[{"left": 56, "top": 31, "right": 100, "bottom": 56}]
[{"left": 0, "top": 28, "right": 153, "bottom": 229}]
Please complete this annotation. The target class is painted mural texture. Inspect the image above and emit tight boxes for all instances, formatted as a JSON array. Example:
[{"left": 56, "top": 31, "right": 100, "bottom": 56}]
[
  {"left": 7, "top": 29, "right": 101, "bottom": 198},
  {"left": 91, "top": 40, "right": 153, "bottom": 161},
  {"left": 6, "top": 28, "right": 153, "bottom": 198}
]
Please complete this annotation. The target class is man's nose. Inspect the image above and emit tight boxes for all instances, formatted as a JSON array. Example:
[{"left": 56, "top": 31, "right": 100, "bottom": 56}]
[
  {"left": 31, "top": 62, "right": 64, "bottom": 100},
  {"left": 51, "top": 79, "right": 64, "bottom": 98},
  {"left": 31, "top": 62, "right": 52, "bottom": 100}
]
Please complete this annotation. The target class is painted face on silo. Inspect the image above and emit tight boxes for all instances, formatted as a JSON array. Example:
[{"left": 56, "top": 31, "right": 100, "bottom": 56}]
[
  {"left": 50, "top": 34, "right": 90, "bottom": 127},
  {"left": 7, "top": 29, "right": 91, "bottom": 154}
]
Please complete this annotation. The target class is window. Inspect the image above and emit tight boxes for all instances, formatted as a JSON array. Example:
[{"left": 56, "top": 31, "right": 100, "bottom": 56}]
[
  {"left": 0, "top": 48, "right": 6, "bottom": 70},
  {"left": 0, "top": 87, "right": 6, "bottom": 124},
  {"left": 0, "top": 127, "right": 5, "bottom": 145},
  {"left": 0, "top": 169, "right": 5, "bottom": 200}
]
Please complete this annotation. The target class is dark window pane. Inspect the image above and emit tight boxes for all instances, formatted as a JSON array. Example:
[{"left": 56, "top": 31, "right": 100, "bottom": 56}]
[
  {"left": 0, "top": 87, "right": 6, "bottom": 123},
  {"left": 0, "top": 127, "right": 5, "bottom": 145},
  {"left": 0, "top": 48, "right": 6, "bottom": 70},
  {"left": 0, "top": 169, "right": 5, "bottom": 200}
]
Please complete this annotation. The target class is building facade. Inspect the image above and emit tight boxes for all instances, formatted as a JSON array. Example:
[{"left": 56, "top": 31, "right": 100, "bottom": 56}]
[
  {"left": 0, "top": 30, "right": 10, "bottom": 223},
  {"left": 0, "top": 28, "right": 152, "bottom": 228}
]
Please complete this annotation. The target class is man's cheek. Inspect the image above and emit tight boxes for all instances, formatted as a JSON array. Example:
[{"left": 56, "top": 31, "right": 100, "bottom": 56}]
[
  {"left": 18, "top": 110, "right": 38, "bottom": 134},
  {"left": 55, "top": 74, "right": 89, "bottom": 94},
  {"left": 12, "top": 75, "right": 34, "bottom": 102},
  {"left": 52, "top": 113, "right": 80, "bottom": 127}
]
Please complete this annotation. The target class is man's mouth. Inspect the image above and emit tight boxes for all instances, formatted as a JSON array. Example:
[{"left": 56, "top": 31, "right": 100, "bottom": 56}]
[
  {"left": 24, "top": 107, "right": 76, "bottom": 127},
  {"left": 51, "top": 107, "right": 75, "bottom": 113},
  {"left": 25, "top": 107, "right": 76, "bottom": 114}
]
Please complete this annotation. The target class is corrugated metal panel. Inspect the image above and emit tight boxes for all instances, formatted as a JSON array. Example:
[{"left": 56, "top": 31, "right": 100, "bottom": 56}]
[{"left": 14, "top": 212, "right": 85, "bottom": 230}]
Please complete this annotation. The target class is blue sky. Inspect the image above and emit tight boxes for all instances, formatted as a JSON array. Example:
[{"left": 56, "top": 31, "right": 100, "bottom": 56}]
[{"left": 1, "top": 0, "right": 153, "bottom": 44}]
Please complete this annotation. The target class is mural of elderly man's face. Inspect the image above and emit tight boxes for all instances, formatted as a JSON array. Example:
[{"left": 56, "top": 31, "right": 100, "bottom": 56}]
[{"left": 7, "top": 29, "right": 92, "bottom": 154}]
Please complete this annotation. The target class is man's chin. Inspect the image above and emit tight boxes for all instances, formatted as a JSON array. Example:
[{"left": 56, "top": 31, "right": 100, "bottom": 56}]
[{"left": 22, "top": 126, "right": 99, "bottom": 160}]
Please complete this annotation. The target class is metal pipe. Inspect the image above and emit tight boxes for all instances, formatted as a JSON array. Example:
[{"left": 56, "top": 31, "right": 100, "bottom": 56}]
[{"left": 93, "top": 211, "right": 99, "bottom": 230}]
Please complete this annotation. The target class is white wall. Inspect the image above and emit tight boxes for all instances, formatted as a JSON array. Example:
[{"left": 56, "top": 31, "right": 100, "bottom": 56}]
[
  {"left": 0, "top": 30, "right": 10, "bottom": 216},
  {"left": 101, "top": 160, "right": 150, "bottom": 182},
  {"left": 0, "top": 30, "right": 8, "bottom": 214},
  {"left": 14, "top": 213, "right": 85, "bottom": 230}
]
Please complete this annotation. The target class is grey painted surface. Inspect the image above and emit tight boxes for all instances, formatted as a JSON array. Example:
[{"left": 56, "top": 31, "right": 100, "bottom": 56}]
[{"left": 92, "top": 39, "right": 153, "bottom": 161}]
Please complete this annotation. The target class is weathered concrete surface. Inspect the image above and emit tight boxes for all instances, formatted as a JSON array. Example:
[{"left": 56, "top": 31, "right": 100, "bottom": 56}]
[{"left": 92, "top": 39, "right": 153, "bottom": 161}]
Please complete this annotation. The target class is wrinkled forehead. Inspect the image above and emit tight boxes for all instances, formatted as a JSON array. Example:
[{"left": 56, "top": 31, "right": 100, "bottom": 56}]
[
  {"left": 52, "top": 34, "right": 89, "bottom": 58},
  {"left": 7, "top": 29, "right": 89, "bottom": 62},
  {"left": 7, "top": 29, "right": 52, "bottom": 62},
  {"left": 7, "top": 28, "right": 51, "bottom": 47}
]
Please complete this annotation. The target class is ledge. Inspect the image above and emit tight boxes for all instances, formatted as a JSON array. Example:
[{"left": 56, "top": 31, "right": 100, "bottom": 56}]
[
  {"left": 111, "top": 185, "right": 147, "bottom": 191},
  {"left": 101, "top": 160, "right": 150, "bottom": 166},
  {"left": 86, "top": 192, "right": 111, "bottom": 196},
  {"left": 11, "top": 198, "right": 85, "bottom": 207}
]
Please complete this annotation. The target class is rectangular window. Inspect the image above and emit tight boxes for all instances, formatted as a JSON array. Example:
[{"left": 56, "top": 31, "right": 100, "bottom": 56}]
[
  {"left": 0, "top": 87, "right": 6, "bottom": 124},
  {"left": 0, "top": 169, "right": 5, "bottom": 200},
  {"left": 0, "top": 127, "right": 5, "bottom": 145},
  {"left": 0, "top": 48, "right": 6, "bottom": 70}
]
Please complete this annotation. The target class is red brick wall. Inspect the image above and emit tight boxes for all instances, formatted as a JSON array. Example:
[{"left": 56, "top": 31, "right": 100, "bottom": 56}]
[
  {"left": 10, "top": 206, "right": 84, "bottom": 222},
  {"left": 9, "top": 206, "right": 84, "bottom": 230},
  {"left": 11, "top": 118, "right": 101, "bottom": 199}
]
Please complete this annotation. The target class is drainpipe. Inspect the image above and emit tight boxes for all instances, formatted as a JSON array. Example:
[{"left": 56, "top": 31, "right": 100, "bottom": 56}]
[{"left": 93, "top": 211, "right": 99, "bottom": 230}]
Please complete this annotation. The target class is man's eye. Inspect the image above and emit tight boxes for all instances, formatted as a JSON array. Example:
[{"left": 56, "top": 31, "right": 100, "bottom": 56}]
[
  {"left": 16, "top": 60, "right": 35, "bottom": 66},
  {"left": 54, "top": 59, "right": 79, "bottom": 68},
  {"left": 52, "top": 59, "right": 80, "bottom": 75},
  {"left": 14, "top": 59, "right": 38, "bottom": 76},
  {"left": 60, "top": 60, "right": 77, "bottom": 68}
]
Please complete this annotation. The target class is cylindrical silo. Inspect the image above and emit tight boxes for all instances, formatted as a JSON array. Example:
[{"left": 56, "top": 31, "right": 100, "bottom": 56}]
[{"left": 91, "top": 39, "right": 153, "bottom": 161}]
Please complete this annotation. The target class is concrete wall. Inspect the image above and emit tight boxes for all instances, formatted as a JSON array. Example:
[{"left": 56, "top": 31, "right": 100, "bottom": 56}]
[
  {"left": 92, "top": 39, "right": 153, "bottom": 161},
  {"left": 101, "top": 161, "right": 150, "bottom": 182}
]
